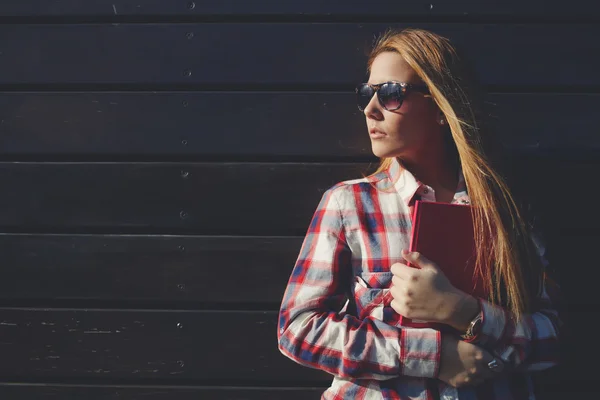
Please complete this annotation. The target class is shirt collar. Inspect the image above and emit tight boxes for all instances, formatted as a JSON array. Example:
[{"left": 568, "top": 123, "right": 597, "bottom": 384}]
[{"left": 386, "top": 157, "right": 469, "bottom": 206}]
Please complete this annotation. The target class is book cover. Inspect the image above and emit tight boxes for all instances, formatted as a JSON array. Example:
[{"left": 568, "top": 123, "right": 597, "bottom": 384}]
[{"left": 399, "top": 200, "right": 488, "bottom": 329}]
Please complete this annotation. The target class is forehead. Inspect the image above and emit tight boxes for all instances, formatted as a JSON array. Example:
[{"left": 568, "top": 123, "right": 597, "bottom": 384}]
[{"left": 368, "top": 51, "right": 420, "bottom": 84}]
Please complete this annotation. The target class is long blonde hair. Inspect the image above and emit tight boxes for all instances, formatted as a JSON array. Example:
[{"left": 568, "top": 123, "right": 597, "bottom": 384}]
[{"left": 367, "top": 28, "right": 543, "bottom": 320}]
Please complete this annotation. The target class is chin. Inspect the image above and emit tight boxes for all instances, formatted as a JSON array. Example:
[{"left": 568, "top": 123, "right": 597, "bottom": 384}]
[{"left": 371, "top": 143, "right": 404, "bottom": 159}]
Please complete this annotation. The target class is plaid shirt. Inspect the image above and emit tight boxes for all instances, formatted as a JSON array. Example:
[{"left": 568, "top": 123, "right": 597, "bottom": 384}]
[{"left": 277, "top": 157, "right": 561, "bottom": 400}]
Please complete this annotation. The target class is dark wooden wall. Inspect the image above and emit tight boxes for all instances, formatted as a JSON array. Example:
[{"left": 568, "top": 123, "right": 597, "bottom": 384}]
[{"left": 0, "top": 1, "right": 598, "bottom": 398}]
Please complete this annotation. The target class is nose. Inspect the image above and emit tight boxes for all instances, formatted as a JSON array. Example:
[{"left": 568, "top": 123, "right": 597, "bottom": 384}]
[{"left": 363, "top": 93, "right": 383, "bottom": 120}]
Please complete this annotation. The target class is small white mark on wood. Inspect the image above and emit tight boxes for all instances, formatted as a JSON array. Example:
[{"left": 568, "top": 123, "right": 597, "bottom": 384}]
[
  {"left": 430, "top": 4, "right": 434, "bottom": 10},
  {"left": 41, "top": 322, "right": 55, "bottom": 326},
  {"left": 109, "top": 102, "right": 118, "bottom": 105},
  {"left": 84, "top": 330, "right": 112, "bottom": 334},
  {"left": 91, "top": 369, "right": 111, "bottom": 373},
  {"left": 113, "top": 4, "right": 118, "bottom": 15},
  {"left": 0, "top": 322, "right": 17, "bottom": 326}
]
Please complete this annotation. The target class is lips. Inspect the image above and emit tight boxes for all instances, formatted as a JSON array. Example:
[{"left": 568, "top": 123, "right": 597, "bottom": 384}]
[{"left": 369, "top": 128, "right": 387, "bottom": 139}]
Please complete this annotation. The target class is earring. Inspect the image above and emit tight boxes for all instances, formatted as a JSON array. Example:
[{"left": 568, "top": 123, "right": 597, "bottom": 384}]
[{"left": 439, "top": 119, "right": 445, "bottom": 125}]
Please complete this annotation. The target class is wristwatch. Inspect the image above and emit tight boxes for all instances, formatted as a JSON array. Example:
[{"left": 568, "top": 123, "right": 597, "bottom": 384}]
[{"left": 460, "top": 312, "right": 482, "bottom": 341}]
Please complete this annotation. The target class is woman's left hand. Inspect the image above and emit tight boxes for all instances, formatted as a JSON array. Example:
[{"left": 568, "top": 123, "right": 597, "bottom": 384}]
[{"left": 390, "top": 250, "right": 479, "bottom": 330}]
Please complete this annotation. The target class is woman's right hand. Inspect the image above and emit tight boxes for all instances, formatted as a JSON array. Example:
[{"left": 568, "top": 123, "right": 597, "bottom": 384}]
[{"left": 438, "top": 334, "right": 502, "bottom": 388}]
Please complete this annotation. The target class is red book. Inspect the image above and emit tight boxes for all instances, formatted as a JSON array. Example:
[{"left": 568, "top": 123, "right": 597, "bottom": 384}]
[{"left": 399, "top": 200, "right": 488, "bottom": 329}]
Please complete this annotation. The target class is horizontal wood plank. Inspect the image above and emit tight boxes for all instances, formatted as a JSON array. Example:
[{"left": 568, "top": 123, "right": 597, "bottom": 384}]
[
  {"left": 0, "top": 308, "right": 329, "bottom": 383},
  {"left": 0, "top": 383, "right": 595, "bottom": 400},
  {"left": 0, "top": 234, "right": 303, "bottom": 305},
  {"left": 0, "top": 384, "right": 326, "bottom": 400},
  {"left": 0, "top": 233, "right": 595, "bottom": 310},
  {"left": 1, "top": 0, "right": 599, "bottom": 18},
  {"left": 0, "top": 24, "right": 598, "bottom": 86},
  {"left": 0, "top": 161, "right": 597, "bottom": 235},
  {"left": 1, "top": 92, "right": 598, "bottom": 157},
  {"left": 0, "top": 308, "right": 592, "bottom": 383},
  {"left": 0, "top": 162, "right": 367, "bottom": 235}
]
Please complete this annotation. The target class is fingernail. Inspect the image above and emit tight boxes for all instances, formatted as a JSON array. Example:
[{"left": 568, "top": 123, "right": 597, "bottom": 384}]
[{"left": 404, "top": 251, "right": 415, "bottom": 259}]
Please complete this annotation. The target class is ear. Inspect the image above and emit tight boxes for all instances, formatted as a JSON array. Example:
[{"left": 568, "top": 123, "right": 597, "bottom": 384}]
[{"left": 436, "top": 110, "right": 446, "bottom": 126}]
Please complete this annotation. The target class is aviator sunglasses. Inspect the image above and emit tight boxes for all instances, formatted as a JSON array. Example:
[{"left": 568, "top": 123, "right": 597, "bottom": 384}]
[{"left": 355, "top": 81, "right": 430, "bottom": 112}]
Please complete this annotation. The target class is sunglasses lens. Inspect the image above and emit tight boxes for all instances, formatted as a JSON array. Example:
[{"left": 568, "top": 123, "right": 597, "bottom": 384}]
[
  {"left": 356, "top": 84, "right": 374, "bottom": 111},
  {"left": 378, "top": 83, "right": 404, "bottom": 110}
]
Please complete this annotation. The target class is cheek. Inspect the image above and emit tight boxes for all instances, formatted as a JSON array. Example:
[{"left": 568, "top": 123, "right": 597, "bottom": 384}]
[
  {"left": 402, "top": 98, "right": 438, "bottom": 122},
  {"left": 390, "top": 103, "right": 438, "bottom": 136},
  {"left": 386, "top": 111, "right": 428, "bottom": 138}
]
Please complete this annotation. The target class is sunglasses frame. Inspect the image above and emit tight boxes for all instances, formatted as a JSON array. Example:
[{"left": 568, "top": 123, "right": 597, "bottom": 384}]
[{"left": 355, "top": 81, "right": 430, "bottom": 112}]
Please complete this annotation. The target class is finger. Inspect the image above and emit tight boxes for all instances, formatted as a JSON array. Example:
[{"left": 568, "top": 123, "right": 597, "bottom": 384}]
[
  {"left": 389, "top": 280, "right": 404, "bottom": 299},
  {"left": 390, "top": 299, "right": 420, "bottom": 315},
  {"left": 390, "top": 280, "right": 414, "bottom": 303},
  {"left": 391, "top": 275, "right": 404, "bottom": 287},
  {"left": 390, "top": 299, "right": 425, "bottom": 318},
  {"left": 390, "top": 262, "right": 412, "bottom": 279},
  {"left": 402, "top": 251, "right": 437, "bottom": 270},
  {"left": 391, "top": 276, "right": 415, "bottom": 299},
  {"left": 390, "top": 299, "right": 404, "bottom": 315},
  {"left": 391, "top": 298, "right": 411, "bottom": 315}
]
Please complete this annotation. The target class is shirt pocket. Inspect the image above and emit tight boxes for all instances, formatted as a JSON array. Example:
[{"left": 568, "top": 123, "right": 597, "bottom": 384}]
[{"left": 353, "top": 271, "right": 394, "bottom": 321}]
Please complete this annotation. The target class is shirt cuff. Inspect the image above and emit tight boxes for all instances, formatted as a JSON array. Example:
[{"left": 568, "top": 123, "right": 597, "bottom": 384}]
[
  {"left": 400, "top": 328, "right": 441, "bottom": 378},
  {"left": 476, "top": 298, "right": 509, "bottom": 347}
]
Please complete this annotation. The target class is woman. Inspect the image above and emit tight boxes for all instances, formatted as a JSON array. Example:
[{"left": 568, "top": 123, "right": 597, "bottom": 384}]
[{"left": 277, "top": 28, "right": 561, "bottom": 400}]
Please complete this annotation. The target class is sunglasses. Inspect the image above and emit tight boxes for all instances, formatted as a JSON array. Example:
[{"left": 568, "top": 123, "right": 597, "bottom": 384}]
[{"left": 355, "top": 81, "right": 430, "bottom": 112}]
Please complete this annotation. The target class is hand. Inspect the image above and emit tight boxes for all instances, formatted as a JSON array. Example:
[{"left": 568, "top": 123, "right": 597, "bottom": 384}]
[
  {"left": 439, "top": 334, "right": 503, "bottom": 388},
  {"left": 390, "top": 251, "right": 479, "bottom": 329}
]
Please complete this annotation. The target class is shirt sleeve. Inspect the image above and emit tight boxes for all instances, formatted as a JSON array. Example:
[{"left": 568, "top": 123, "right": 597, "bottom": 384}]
[
  {"left": 277, "top": 185, "right": 441, "bottom": 380},
  {"left": 468, "top": 237, "right": 562, "bottom": 372}
]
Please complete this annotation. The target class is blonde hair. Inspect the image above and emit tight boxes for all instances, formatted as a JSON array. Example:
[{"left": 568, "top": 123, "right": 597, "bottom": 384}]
[{"left": 367, "top": 28, "right": 543, "bottom": 320}]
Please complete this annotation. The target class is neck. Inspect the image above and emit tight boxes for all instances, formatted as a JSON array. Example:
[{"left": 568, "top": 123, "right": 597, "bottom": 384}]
[{"left": 399, "top": 148, "right": 459, "bottom": 193}]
